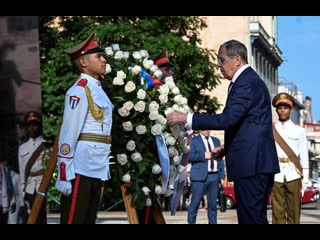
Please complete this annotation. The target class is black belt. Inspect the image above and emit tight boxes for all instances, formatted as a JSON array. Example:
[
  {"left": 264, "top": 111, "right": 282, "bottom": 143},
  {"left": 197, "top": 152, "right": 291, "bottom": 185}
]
[{"left": 208, "top": 171, "right": 218, "bottom": 174}]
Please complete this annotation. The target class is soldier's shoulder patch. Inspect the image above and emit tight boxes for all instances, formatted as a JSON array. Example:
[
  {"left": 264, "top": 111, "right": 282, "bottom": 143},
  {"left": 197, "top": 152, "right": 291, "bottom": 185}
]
[{"left": 77, "top": 78, "right": 88, "bottom": 87}]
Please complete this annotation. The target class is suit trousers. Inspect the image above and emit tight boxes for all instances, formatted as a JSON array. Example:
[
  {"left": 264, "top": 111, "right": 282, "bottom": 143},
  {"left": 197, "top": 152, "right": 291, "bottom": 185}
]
[
  {"left": 234, "top": 173, "right": 274, "bottom": 224},
  {"left": 188, "top": 173, "right": 219, "bottom": 224}
]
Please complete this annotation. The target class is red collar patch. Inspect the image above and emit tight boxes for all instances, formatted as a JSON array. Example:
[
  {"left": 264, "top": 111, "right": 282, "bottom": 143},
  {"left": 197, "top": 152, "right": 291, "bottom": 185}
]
[{"left": 77, "top": 78, "right": 88, "bottom": 87}]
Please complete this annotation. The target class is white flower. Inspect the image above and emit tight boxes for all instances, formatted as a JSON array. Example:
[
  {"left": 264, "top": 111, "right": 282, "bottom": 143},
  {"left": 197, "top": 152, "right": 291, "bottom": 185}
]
[
  {"left": 122, "top": 173, "right": 131, "bottom": 183},
  {"left": 131, "top": 152, "right": 143, "bottom": 163},
  {"left": 142, "top": 186, "right": 151, "bottom": 195},
  {"left": 118, "top": 107, "right": 130, "bottom": 117},
  {"left": 166, "top": 135, "right": 176, "bottom": 146},
  {"left": 130, "top": 65, "right": 141, "bottom": 75},
  {"left": 158, "top": 84, "right": 170, "bottom": 95},
  {"left": 148, "top": 101, "right": 159, "bottom": 112},
  {"left": 123, "top": 101, "right": 134, "bottom": 111},
  {"left": 143, "top": 59, "right": 153, "bottom": 69},
  {"left": 153, "top": 69, "right": 163, "bottom": 79},
  {"left": 134, "top": 101, "right": 146, "bottom": 112},
  {"left": 137, "top": 89, "right": 146, "bottom": 99},
  {"left": 113, "top": 76, "right": 124, "bottom": 86},
  {"left": 114, "top": 50, "right": 124, "bottom": 60},
  {"left": 126, "top": 140, "right": 136, "bottom": 151},
  {"left": 124, "top": 81, "right": 136, "bottom": 93},
  {"left": 149, "top": 111, "right": 158, "bottom": 121},
  {"left": 139, "top": 49, "right": 149, "bottom": 59},
  {"left": 168, "top": 146, "right": 179, "bottom": 157},
  {"left": 152, "top": 164, "right": 162, "bottom": 174},
  {"left": 154, "top": 185, "right": 163, "bottom": 195},
  {"left": 122, "top": 121, "right": 133, "bottom": 131},
  {"left": 151, "top": 123, "right": 162, "bottom": 135},
  {"left": 172, "top": 155, "right": 182, "bottom": 165},
  {"left": 157, "top": 115, "right": 167, "bottom": 125},
  {"left": 165, "top": 77, "right": 175, "bottom": 89},
  {"left": 136, "top": 125, "right": 147, "bottom": 134},
  {"left": 117, "top": 70, "right": 127, "bottom": 79},
  {"left": 132, "top": 51, "right": 142, "bottom": 61},
  {"left": 117, "top": 154, "right": 128, "bottom": 166},
  {"left": 105, "top": 47, "right": 113, "bottom": 56},
  {"left": 171, "top": 86, "right": 180, "bottom": 95},
  {"left": 159, "top": 94, "right": 168, "bottom": 104}
]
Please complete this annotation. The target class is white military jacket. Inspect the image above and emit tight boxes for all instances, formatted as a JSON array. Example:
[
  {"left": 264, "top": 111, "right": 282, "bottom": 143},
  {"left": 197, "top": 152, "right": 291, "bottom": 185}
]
[
  {"left": 18, "top": 135, "right": 44, "bottom": 195},
  {"left": 274, "top": 120, "right": 309, "bottom": 183},
  {"left": 57, "top": 73, "right": 113, "bottom": 181}
]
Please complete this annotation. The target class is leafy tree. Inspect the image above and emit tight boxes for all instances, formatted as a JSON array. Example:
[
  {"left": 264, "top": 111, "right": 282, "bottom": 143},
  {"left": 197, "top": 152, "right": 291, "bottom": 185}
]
[{"left": 39, "top": 16, "right": 222, "bottom": 210}]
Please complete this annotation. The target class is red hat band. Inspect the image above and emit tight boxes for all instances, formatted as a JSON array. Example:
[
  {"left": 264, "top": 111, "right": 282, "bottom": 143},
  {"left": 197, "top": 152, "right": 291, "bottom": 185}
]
[
  {"left": 69, "top": 40, "right": 98, "bottom": 60},
  {"left": 275, "top": 98, "right": 293, "bottom": 107},
  {"left": 154, "top": 57, "right": 170, "bottom": 66}
]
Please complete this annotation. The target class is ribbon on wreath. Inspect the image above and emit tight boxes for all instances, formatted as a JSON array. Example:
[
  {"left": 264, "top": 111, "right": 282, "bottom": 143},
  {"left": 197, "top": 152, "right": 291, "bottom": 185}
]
[
  {"left": 140, "top": 68, "right": 163, "bottom": 90},
  {"left": 155, "top": 133, "right": 170, "bottom": 193}
]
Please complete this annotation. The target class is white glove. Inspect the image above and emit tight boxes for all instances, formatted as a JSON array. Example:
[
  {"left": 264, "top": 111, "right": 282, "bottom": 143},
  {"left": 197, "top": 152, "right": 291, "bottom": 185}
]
[{"left": 55, "top": 179, "right": 72, "bottom": 196}]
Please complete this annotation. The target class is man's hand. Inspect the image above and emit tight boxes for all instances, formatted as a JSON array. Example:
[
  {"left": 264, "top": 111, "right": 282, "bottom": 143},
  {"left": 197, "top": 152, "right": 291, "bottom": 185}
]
[
  {"left": 166, "top": 112, "right": 187, "bottom": 126},
  {"left": 213, "top": 145, "right": 225, "bottom": 159},
  {"left": 55, "top": 179, "right": 72, "bottom": 196}
]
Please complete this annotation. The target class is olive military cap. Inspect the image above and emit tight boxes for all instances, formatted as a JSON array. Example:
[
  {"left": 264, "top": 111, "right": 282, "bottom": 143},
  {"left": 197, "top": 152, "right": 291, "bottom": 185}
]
[{"left": 272, "top": 92, "right": 294, "bottom": 108}]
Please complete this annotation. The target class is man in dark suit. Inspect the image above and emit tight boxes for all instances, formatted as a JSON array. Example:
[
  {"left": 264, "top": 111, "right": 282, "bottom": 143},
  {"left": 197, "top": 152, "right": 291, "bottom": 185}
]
[
  {"left": 187, "top": 130, "right": 225, "bottom": 224},
  {"left": 166, "top": 39, "right": 280, "bottom": 224}
]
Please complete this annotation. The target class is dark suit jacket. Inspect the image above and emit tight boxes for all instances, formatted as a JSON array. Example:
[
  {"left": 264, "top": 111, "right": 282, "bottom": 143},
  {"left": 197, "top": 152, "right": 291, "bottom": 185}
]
[
  {"left": 188, "top": 134, "right": 224, "bottom": 182},
  {"left": 192, "top": 67, "right": 280, "bottom": 181}
]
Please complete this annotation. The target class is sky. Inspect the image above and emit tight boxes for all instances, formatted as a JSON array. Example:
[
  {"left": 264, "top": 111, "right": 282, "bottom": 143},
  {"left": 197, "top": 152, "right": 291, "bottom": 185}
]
[{"left": 278, "top": 16, "right": 320, "bottom": 122}]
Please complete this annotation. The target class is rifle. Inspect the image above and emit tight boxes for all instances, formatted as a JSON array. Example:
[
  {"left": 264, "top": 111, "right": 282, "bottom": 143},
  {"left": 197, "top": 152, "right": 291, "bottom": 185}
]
[{"left": 27, "top": 128, "right": 60, "bottom": 224}]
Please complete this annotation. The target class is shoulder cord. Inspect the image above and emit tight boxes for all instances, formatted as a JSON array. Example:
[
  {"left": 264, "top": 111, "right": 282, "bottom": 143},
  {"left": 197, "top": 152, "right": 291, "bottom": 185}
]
[{"left": 84, "top": 86, "right": 104, "bottom": 119}]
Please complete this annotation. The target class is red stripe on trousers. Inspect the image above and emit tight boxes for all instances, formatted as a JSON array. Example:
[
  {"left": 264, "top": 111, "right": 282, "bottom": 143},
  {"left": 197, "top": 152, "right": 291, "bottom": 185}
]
[{"left": 68, "top": 174, "right": 80, "bottom": 224}]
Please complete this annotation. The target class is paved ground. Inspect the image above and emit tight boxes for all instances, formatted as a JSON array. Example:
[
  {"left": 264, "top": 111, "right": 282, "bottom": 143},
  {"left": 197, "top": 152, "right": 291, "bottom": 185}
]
[{"left": 48, "top": 202, "right": 320, "bottom": 224}]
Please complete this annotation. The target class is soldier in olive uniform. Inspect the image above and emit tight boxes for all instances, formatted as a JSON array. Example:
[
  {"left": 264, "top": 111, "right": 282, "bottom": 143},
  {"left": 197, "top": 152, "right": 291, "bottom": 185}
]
[{"left": 271, "top": 92, "right": 309, "bottom": 224}]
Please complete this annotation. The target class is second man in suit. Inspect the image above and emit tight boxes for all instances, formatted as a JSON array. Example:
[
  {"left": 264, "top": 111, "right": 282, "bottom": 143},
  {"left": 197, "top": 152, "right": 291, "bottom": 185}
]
[{"left": 187, "top": 130, "right": 225, "bottom": 224}]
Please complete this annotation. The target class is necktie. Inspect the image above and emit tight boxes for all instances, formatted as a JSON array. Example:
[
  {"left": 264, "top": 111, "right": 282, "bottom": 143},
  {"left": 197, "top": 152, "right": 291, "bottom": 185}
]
[
  {"left": 205, "top": 136, "right": 214, "bottom": 170},
  {"left": 228, "top": 81, "right": 233, "bottom": 94}
]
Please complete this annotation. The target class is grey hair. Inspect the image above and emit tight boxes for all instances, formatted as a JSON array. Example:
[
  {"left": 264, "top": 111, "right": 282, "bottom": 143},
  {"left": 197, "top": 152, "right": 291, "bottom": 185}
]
[{"left": 220, "top": 40, "right": 248, "bottom": 64}]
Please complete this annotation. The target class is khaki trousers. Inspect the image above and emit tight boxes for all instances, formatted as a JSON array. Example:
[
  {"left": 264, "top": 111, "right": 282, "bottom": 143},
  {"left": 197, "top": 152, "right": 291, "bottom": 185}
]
[{"left": 271, "top": 178, "right": 301, "bottom": 224}]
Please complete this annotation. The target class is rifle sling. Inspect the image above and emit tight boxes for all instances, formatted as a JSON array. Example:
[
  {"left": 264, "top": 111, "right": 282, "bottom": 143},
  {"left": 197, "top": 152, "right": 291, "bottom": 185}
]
[
  {"left": 24, "top": 142, "right": 44, "bottom": 183},
  {"left": 272, "top": 125, "right": 303, "bottom": 176}
]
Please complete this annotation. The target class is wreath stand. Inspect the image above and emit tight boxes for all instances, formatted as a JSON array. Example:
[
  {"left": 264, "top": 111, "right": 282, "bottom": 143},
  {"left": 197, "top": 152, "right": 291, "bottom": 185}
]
[{"left": 120, "top": 184, "right": 166, "bottom": 224}]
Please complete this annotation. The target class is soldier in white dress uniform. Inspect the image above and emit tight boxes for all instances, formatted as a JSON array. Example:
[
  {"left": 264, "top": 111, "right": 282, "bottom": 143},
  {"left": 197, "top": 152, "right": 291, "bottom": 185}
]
[
  {"left": 55, "top": 32, "right": 113, "bottom": 224},
  {"left": 271, "top": 92, "right": 309, "bottom": 224},
  {"left": 18, "top": 111, "right": 46, "bottom": 224}
]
